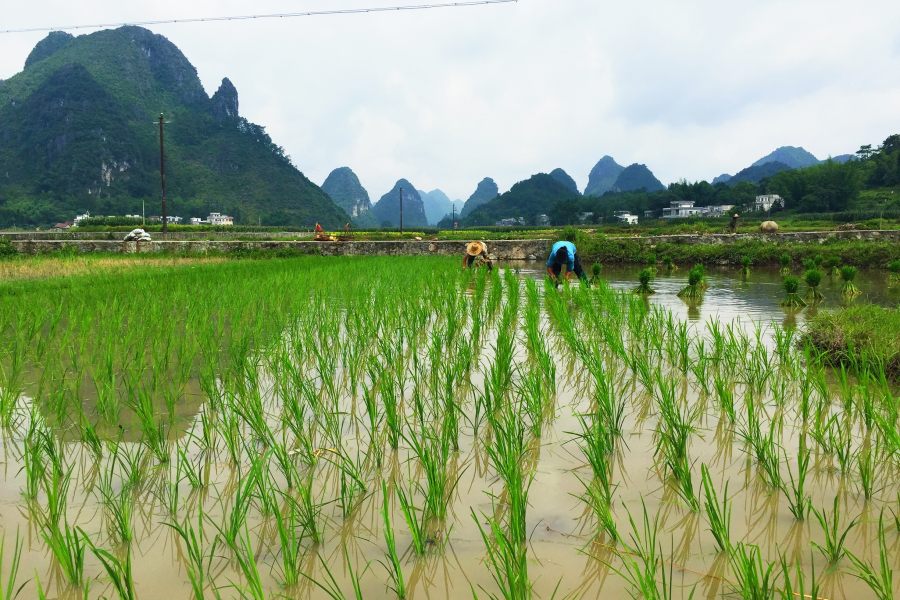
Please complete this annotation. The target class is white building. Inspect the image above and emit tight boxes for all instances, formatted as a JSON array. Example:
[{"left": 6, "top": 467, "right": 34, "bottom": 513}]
[
  {"left": 207, "top": 212, "right": 234, "bottom": 226},
  {"left": 752, "top": 195, "right": 783, "bottom": 212},
  {"left": 613, "top": 211, "right": 639, "bottom": 225},
  {"left": 699, "top": 204, "right": 734, "bottom": 217},
  {"left": 73, "top": 212, "right": 91, "bottom": 225},
  {"left": 189, "top": 217, "right": 205, "bottom": 225},
  {"left": 535, "top": 214, "right": 551, "bottom": 226},
  {"left": 495, "top": 217, "right": 525, "bottom": 227},
  {"left": 662, "top": 200, "right": 702, "bottom": 219},
  {"left": 578, "top": 212, "right": 594, "bottom": 223},
  {"left": 163, "top": 216, "right": 182, "bottom": 224}
]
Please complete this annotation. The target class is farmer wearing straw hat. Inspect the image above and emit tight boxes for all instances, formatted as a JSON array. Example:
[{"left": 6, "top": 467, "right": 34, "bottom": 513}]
[
  {"left": 729, "top": 213, "right": 740, "bottom": 234},
  {"left": 462, "top": 241, "right": 493, "bottom": 271},
  {"left": 546, "top": 239, "right": 586, "bottom": 282}
]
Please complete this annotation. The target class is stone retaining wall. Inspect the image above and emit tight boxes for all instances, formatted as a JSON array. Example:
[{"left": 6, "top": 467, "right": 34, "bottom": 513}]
[
  {"left": 9, "top": 239, "right": 553, "bottom": 261},
  {"left": 629, "top": 229, "right": 900, "bottom": 246},
  {"left": 0, "top": 231, "right": 313, "bottom": 241}
]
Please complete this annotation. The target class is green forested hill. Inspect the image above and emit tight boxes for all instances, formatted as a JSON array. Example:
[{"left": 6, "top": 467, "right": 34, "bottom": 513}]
[
  {"left": 460, "top": 174, "right": 581, "bottom": 226},
  {"left": 0, "top": 27, "right": 349, "bottom": 229}
]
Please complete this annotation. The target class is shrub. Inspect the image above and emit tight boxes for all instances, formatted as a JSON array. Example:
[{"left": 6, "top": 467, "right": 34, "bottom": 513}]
[{"left": 0, "top": 238, "right": 17, "bottom": 259}]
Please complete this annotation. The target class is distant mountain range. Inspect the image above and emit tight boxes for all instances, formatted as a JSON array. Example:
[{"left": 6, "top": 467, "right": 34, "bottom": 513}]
[
  {"left": 460, "top": 174, "right": 579, "bottom": 227},
  {"left": 0, "top": 28, "right": 350, "bottom": 228},
  {"left": 752, "top": 146, "right": 820, "bottom": 169},
  {"left": 321, "top": 167, "right": 378, "bottom": 227},
  {"left": 582, "top": 157, "right": 665, "bottom": 196},
  {"left": 727, "top": 161, "right": 793, "bottom": 185},
  {"left": 614, "top": 164, "right": 666, "bottom": 192},
  {"left": 460, "top": 178, "right": 500, "bottom": 218},
  {"left": 418, "top": 189, "right": 463, "bottom": 225},
  {"left": 714, "top": 146, "right": 855, "bottom": 185},
  {"left": 585, "top": 156, "right": 624, "bottom": 196},
  {"left": 549, "top": 169, "right": 580, "bottom": 194},
  {"left": 371, "top": 179, "right": 429, "bottom": 228}
]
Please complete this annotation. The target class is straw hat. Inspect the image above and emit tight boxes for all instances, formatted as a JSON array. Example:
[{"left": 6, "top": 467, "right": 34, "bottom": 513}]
[
  {"left": 734, "top": 214, "right": 740, "bottom": 218},
  {"left": 466, "top": 241, "right": 486, "bottom": 256}
]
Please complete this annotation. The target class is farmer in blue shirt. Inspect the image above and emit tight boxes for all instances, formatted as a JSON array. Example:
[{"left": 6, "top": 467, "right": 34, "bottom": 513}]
[{"left": 546, "top": 240, "right": 586, "bottom": 281}]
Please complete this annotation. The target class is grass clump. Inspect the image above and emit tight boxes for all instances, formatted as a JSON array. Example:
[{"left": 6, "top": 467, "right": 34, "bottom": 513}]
[
  {"left": 780, "top": 276, "right": 807, "bottom": 308},
  {"left": 662, "top": 255, "right": 677, "bottom": 271},
  {"left": 840, "top": 265, "right": 861, "bottom": 296},
  {"left": 590, "top": 262, "right": 603, "bottom": 283},
  {"left": 803, "top": 304, "right": 900, "bottom": 376},
  {"left": 740, "top": 255, "right": 751, "bottom": 275},
  {"left": 633, "top": 268, "right": 655, "bottom": 295}
]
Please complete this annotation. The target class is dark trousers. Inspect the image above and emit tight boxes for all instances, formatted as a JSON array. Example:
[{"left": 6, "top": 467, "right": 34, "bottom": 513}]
[{"left": 551, "top": 253, "right": 586, "bottom": 280}]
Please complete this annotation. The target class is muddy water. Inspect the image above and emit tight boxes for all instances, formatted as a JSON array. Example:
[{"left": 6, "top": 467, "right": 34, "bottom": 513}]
[
  {"left": 1, "top": 265, "right": 897, "bottom": 599},
  {"left": 516, "top": 261, "right": 900, "bottom": 327}
]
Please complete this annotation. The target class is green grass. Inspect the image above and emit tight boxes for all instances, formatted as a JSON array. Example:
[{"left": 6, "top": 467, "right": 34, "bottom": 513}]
[{"left": 803, "top": 304, "right": 900, "bottom": 377}]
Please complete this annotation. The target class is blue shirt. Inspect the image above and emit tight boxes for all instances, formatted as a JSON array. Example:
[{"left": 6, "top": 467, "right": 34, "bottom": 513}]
[{"left": 547, "top": 241, "right": 576, "bottom": 271}]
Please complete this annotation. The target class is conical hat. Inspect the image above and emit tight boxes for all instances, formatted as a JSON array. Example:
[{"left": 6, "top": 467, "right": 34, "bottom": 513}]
[{"left": 466, "top": 241, "right": 486, "bottom": 256}]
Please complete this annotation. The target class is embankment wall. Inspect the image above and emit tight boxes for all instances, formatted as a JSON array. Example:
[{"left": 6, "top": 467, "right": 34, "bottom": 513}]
[
  {"left": 629, "top": 229, "right": 900, "bottom": 246},
  {"left": 9, "top": 239, "right": 553, "bottom": 261}
]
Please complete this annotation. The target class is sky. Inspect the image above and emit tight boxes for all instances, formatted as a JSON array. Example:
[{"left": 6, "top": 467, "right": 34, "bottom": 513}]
[{"left": 2, "top": 0, "right": 900, "bottom": 202}]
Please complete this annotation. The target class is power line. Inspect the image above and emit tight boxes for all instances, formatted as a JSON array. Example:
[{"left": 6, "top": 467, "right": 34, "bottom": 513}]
[{"left": 0, "top": 0, "right": 518, "bottom": 34}]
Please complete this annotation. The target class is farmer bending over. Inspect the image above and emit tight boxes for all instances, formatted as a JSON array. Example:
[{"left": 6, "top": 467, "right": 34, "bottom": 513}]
[
  {"left": 546, "top": 240, "right": 587, "bottom": 282},
  {"left": 462, "top": 241, "right": 493, "bottom": 272}
]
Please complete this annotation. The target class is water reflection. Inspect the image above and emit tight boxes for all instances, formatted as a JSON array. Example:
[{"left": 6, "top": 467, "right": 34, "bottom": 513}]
[{"left": 512, "top": 262, "right": 899, "bottom": 329}]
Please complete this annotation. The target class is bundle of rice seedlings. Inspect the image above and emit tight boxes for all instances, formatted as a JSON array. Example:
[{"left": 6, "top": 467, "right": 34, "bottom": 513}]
[
  {"left": 633, "top": 269, "right": 655, "bottom": 295},
  {"left": 781, "top": 276, "right": 807, "bottom": 307},
  {"left": 677, "top": 266, "right": 704, "bottom": 299},
  {"left": 779, "top": 254, "right": 791, "bottom": 276},
  {"left": 804, "top": 269, "right": 824, "bottom": 302},
  {"left": 840, "top": 266, "right": 861, "bottom": 296}
]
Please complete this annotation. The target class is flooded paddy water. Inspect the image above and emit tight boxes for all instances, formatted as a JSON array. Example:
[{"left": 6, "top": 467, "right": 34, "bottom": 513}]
[{"left": 0, "top": 256, "right": 898, "bottom": 599}]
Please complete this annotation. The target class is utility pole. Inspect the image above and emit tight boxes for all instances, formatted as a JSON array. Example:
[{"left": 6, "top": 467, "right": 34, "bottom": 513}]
[
  {"left": 399, "top": 186, "right": 403, "bottom": 235},
  {"left": 158, "top": 114, "right": 168, "bottom": 237},
  {"left": 452, "top": 204, "right": 456, "bottom": 230}
]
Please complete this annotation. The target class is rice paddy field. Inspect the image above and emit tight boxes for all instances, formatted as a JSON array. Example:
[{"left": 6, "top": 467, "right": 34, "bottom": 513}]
[{"left": 0, "top": 255, "right": 897, "bottom": 599}]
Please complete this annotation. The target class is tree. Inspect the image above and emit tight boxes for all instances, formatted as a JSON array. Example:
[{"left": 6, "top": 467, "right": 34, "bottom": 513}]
[{"left": 856, "top": 144, "right": 875, "bottom": 161}]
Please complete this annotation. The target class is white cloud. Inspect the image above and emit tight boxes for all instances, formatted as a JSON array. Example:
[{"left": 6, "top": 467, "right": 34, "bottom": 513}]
[{"left": 1, "top": 0, "right": 899, "bottom": 200}]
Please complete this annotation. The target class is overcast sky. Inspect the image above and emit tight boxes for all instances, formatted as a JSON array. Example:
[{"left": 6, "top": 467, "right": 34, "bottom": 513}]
[{"left": 2, "top": 0, "right": 900, "bottom": 201}]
